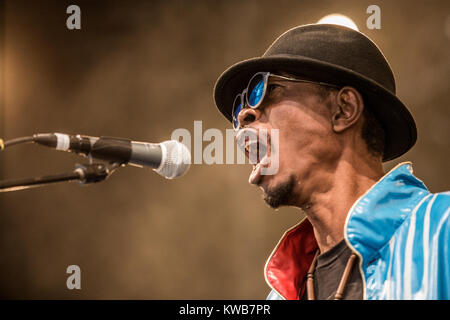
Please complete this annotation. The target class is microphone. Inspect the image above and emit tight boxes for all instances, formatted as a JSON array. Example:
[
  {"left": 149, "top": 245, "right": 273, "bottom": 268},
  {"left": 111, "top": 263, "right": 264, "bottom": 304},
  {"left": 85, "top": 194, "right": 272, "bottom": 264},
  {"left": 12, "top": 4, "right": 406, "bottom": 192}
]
[{"left": 32, "top": 133, "right": 191, "bottom": 179}]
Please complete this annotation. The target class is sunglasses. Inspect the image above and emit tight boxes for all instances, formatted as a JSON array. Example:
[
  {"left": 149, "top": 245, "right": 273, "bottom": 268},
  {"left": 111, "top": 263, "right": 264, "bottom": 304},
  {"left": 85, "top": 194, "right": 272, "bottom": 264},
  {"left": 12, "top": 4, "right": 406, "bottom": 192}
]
[{"left": 232, "top": 72, "right": 340, "bottom": 130}]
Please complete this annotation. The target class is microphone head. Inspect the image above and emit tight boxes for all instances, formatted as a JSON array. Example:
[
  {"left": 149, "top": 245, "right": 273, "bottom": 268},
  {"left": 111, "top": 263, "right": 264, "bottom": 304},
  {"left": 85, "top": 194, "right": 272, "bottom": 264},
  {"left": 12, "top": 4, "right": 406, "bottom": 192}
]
[{"left": 154, "top": 140, "right": 191, "bottom": 179}]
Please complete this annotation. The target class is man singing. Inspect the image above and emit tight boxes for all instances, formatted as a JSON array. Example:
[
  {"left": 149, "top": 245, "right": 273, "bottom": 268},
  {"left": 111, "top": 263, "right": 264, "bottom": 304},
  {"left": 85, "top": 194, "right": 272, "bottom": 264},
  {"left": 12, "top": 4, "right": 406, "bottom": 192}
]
[{"left": 213, "top": 24, "right": 449, "bottom": 300}]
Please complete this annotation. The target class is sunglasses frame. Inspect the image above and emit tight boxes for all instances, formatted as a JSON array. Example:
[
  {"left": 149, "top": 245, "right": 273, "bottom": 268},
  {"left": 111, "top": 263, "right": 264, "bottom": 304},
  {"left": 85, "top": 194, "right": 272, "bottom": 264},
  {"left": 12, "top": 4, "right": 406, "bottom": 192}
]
[{"left": 231, "top": 72, "right": 340, "bottom": 130}]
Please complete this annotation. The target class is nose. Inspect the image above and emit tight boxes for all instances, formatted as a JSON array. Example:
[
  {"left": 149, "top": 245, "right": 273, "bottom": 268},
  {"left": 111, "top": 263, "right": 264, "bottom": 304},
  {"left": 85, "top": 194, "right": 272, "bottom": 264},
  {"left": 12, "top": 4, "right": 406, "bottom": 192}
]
[{"left": 237, "top": 107, "right": 262, "bottom": 128}]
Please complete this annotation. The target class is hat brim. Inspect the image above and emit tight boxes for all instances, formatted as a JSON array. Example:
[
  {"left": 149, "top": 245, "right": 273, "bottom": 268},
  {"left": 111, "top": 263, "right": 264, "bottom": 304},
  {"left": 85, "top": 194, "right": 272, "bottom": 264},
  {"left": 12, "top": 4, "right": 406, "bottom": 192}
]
[{"left": 213, "top": 55, "right": 417, "bottom": 162}]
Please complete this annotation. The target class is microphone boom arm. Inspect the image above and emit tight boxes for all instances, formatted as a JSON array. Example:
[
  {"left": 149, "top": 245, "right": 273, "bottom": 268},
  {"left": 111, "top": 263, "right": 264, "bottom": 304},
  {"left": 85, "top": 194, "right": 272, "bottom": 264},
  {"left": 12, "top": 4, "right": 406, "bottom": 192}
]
[{"left": 0, "top": 162, "right": 122, "bottom": 193}]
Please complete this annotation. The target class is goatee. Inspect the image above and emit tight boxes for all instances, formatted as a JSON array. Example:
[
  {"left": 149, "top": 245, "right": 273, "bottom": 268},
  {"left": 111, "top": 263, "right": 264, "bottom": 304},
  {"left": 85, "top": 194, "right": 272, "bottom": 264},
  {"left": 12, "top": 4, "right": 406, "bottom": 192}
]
[{"left": 263, "top": 175, "right": 296, "bottom": 209}]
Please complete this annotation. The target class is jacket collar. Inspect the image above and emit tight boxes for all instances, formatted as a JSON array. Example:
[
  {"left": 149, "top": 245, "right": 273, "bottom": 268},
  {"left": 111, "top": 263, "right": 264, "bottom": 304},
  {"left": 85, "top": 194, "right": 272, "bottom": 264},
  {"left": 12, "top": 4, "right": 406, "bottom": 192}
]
[
  {"left": 344, "top": 162, "right": 429, "bottom": 264},
  {"left": 264, "top": 216, "right": 318, "bottom": 300},
  {"left": 264, "top": 162, "right": 429, "bottom": 300}
]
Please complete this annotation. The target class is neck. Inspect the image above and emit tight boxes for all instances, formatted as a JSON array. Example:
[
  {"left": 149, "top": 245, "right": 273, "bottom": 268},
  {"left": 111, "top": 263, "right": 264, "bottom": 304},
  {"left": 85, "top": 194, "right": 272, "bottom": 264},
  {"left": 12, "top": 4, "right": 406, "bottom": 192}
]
[{"left": 300, "top": 154, "right": 384, "bottom": 253}]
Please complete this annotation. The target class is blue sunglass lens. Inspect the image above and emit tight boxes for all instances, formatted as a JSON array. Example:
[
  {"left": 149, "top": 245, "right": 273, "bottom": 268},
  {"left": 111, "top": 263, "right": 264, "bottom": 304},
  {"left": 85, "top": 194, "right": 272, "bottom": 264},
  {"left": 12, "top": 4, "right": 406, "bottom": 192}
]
[
  {"left": 248, "top": 76, "right": 265, "bottom": 107},
  {"left": 233, "top": 102, "right": 242, "bottom": 129}
]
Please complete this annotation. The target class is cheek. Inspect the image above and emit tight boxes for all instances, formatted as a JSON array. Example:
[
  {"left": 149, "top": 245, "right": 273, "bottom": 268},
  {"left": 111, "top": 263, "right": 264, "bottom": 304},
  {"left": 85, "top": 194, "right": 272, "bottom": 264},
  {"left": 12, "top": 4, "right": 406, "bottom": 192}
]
[
  {"left": 271, "top": 104, "right": 331, "bottom": 144},
  {"left": 270, "top": 96, "right": 328, "bottom": 125},
  {"left": 269, "top": 104, "right": 334, "bottom": 165}
]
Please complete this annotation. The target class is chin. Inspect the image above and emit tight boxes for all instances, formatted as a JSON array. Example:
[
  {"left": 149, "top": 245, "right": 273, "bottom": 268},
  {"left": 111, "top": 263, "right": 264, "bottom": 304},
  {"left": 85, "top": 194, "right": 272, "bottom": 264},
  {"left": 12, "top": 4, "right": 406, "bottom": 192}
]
[{"left": 261, "top": 174, "right": 296, "bottom": 209}]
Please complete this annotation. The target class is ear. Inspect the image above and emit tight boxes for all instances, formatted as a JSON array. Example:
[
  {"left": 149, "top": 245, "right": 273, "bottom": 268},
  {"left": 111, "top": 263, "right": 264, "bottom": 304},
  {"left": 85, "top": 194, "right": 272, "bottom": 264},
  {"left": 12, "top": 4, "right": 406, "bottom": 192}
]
[{"left": 331, "top": 86, "right": 364, "bottom": 133}]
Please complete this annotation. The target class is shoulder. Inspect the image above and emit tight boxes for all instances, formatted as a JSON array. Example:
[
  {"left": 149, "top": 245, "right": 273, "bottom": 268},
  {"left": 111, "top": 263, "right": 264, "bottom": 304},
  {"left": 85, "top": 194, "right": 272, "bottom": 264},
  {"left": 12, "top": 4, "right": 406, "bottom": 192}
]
[
  {"left": 416, "top": 191, "right": 450, "bottom": 219},
  {"left": 414, "top": 191, "right": 450, "bottom": 241},
  {"left": 427, "top": 191, "right": 450, "bottom": 213}
]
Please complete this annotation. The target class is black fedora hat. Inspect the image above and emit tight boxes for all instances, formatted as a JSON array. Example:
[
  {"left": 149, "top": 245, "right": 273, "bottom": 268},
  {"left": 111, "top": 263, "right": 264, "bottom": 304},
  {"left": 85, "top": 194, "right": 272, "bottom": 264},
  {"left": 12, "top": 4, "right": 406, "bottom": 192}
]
[{"left": 213, "top": 24, "right": 417, "bottom": 161}]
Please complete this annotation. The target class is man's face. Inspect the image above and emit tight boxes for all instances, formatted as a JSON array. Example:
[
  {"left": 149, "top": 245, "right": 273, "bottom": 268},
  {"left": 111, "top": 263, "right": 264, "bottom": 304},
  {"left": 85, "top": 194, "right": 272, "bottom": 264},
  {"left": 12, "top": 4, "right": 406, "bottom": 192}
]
[{"left": 237, "top": 75, "right": 340, "bottom": 208}]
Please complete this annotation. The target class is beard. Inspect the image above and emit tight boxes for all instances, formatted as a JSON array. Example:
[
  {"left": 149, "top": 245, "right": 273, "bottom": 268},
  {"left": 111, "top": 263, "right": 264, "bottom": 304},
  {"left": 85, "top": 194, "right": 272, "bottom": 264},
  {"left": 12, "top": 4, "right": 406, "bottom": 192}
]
[{"left": 263, "top": 174, "right": 296, "bottom": 209}]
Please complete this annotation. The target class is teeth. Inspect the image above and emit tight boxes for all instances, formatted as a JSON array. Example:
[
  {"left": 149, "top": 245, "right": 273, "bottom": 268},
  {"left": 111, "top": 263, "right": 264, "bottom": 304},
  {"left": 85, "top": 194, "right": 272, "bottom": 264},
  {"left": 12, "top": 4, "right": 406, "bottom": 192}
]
[
  {"left": 244, "top": 139, "right": 256, "bottom": 149},
  {"left": 249, "top": 163, "right": 261, "bottom": 184}
]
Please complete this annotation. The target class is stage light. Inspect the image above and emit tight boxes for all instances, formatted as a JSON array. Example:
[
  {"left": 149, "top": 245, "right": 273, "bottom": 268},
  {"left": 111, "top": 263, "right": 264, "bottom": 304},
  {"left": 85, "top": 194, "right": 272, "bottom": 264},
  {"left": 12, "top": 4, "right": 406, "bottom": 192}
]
[{"left": 317, "top": 14, "right": 359, "bottom": 31}]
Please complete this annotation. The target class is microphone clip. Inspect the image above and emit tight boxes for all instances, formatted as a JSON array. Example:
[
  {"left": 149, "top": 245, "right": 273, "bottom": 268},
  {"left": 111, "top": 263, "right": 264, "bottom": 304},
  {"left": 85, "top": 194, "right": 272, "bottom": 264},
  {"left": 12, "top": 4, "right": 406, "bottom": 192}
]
[{"left": 74, "top": 162, "right": 118, "bottom": 184}]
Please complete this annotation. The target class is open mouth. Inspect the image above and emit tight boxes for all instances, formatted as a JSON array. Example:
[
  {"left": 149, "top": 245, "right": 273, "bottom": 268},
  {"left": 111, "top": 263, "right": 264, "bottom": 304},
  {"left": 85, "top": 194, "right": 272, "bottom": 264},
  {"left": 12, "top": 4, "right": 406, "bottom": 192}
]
[{"left": 236, "top": 128, "right": 272, "bottom": 185}]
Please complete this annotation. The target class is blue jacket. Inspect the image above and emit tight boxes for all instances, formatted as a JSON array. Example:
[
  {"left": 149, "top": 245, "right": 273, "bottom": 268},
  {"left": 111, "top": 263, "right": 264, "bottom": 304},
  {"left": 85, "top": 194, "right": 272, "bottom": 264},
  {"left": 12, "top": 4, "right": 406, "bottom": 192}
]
[{"left": 266, "top": 162, "right": 450, "bottom": 300}]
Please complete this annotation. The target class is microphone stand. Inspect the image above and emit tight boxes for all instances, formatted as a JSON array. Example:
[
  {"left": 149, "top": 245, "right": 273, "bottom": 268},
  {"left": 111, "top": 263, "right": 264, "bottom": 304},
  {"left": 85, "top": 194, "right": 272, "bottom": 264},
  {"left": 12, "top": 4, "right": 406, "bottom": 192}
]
[{"left": 0, "top": 162, "right": 122, "bottom": 193}]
